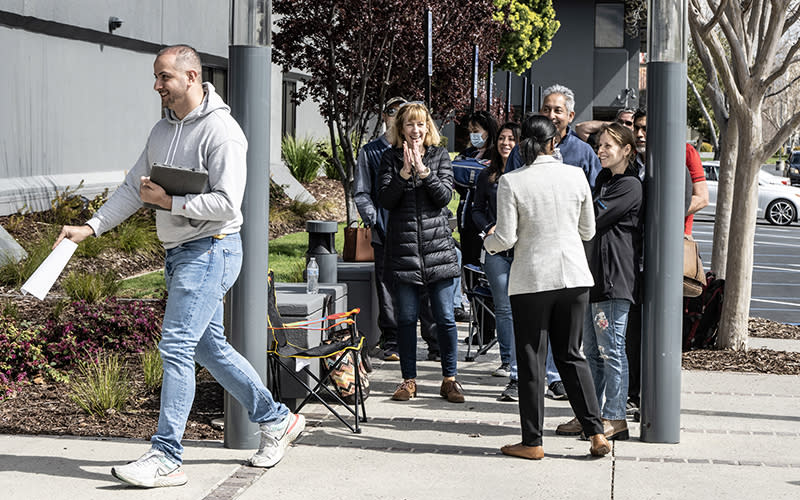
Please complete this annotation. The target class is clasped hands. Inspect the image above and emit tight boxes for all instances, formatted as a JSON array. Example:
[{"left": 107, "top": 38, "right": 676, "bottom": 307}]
[{"left": 400, "top": 139, "right": 430, "bottom": 180}]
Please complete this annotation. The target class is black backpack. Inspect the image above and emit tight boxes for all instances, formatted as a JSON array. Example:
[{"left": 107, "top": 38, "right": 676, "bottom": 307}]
[{"left": 682, "top": 271, "right": 724, "bottom": 351}]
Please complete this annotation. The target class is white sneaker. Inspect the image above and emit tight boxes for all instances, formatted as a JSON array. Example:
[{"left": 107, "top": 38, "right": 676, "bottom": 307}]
[
  {"left": 111, "top": 448, "right": 187, "bottom": 488},
  {"left": 249, "top": 413, "right": 306, "bottom": 468}
]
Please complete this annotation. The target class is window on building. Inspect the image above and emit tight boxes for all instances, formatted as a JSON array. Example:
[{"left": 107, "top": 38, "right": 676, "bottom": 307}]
[
  {"left": 202, "top": 66, "right": 228, "bottom": 102},
  {"left": 595, "top": 3, "right": 624, "bottom": 48},
  {"left": 282, "top": 80, "right": 297, "bottom": 138}
]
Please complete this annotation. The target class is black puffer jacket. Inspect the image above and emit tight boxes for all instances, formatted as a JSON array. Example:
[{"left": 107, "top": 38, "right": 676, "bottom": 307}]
[
  {"left": 587, "top": 166, "right": 643, "bottom": 304},
  {"left": 378, "top": 145, "right": 459, "bottom": 285}
]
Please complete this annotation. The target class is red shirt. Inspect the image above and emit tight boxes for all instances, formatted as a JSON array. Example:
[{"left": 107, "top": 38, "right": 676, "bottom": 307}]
[{"left": 684, "top": 144, "right": 705, "bottom": 234}]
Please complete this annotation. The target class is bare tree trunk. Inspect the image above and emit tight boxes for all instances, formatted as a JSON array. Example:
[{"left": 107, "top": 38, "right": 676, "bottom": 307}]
[
  {"left": 710, "top": 121, "right": 737, "bottom": 277},
  {"left": 717, "top": 114, "right": 761, "bottom": 350}
]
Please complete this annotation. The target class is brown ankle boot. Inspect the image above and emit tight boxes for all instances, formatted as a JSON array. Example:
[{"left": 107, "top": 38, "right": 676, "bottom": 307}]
[
  {"left": 589, "top": 434, "right": 611, "bottom": 457},
  {"left": 501, "top": 443, "right": 544, "bottom": 460},
  {"left": 391, "top": 379, "right": 417, "bottom": 401}
]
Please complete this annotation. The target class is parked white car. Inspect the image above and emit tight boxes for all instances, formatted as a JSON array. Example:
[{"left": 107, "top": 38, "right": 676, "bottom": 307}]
[{"left": 698, "top": 161, "right": 800, "bottom": 226}]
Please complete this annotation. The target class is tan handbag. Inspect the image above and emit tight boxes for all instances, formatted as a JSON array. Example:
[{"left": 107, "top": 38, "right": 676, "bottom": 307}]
[
  {"left": 343, "top": 222, "right": 373, "bottom": 262},
  {"left": 683, "top": 235, "right": 706, "bottom": 297}
]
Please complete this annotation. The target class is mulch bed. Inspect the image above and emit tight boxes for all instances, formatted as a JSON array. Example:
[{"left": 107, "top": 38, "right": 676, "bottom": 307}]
[
  {"left": 748, "top": 317, "right": 800, "bottom": 339},
  {"left": 682, "top": 348, "right": 800, "bottom": 375}
]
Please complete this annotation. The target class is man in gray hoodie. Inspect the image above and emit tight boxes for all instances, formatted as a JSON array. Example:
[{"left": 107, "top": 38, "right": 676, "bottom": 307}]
[{"left": 54, "top": 45, "right": 303, "bottom": 488}]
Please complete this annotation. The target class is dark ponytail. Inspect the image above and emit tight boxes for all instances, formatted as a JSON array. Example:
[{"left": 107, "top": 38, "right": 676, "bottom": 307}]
[{"left": 519, "top": 115, "right": 558, "bottom": 165}]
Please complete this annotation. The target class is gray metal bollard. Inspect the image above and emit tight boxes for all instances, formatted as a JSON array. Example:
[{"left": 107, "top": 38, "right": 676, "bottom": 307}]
[{"left": 306, "top": 220, "right": 338, "bottom": 283}]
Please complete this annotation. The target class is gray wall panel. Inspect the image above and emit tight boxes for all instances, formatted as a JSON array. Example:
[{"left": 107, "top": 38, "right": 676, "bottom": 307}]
[{"left": 0, "top": 27, "right": 157, "bottom": 179}]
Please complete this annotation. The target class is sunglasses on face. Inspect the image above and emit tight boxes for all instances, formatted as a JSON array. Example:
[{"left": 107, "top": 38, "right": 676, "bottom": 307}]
[{"left": 617, "top": 119, "right": 634, "bottom": 127}]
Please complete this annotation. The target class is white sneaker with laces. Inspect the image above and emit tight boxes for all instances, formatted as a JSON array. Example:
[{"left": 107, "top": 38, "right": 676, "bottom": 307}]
[
  {"left": 111, "top": 448, "right": 187, "bottom": 488},
  {"left": 249, "top": 413, "right": 306, "bottom": 468}
]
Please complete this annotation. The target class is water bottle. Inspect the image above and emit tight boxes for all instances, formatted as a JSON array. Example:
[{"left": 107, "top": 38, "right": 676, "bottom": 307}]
[{"left": 306, "top": 257, "right": 319, "bottom": 294}]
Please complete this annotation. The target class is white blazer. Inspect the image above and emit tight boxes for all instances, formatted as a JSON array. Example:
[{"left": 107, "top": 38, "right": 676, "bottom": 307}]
[{"left": 483, "top": 155, "right": 595, "bottom": 296}]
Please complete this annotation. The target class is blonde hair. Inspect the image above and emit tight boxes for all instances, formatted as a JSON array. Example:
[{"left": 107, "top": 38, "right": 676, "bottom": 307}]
[{"left": 387, "top": 102, "right": 441, "bottom": 148}]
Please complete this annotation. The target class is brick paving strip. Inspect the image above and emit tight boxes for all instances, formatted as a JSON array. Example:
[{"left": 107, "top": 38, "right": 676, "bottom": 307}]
[{"left": 202, "top": 465, "right": 266, "bottom": 500}]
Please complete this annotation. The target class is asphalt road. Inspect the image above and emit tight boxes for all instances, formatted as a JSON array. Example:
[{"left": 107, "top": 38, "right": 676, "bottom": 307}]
[{"left": 692, "top": 218, "right": 800, "bottom": 324}]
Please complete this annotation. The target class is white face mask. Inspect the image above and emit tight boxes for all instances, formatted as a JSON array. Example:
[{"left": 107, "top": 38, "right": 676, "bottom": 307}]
[{"left": 470, "top": 132, "right": 486, "bottom": 149}]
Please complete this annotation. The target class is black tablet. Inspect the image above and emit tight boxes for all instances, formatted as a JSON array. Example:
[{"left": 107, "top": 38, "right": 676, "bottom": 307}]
[{"left": 144, "top": 163, "right": 209, "bottom": 210}]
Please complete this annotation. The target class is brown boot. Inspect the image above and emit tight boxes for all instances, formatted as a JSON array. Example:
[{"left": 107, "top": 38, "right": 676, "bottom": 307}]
[
  {"left": 601, "top": 418, "right": 630, "bottom": 440},
  {"left": 589, "top": 434, "right": 611, "bottom": 457},
  {"left": 391, "top": 379, "right": 417, "bottom": 401},
  {"left": 439, "top": 379, "right": 465, "bottom": 403},
  {"left": 555, "top": 417, "right": 582, "bottom": 436},
  {"left": 501, "top": 443, "right": 544, "bottom": 460}
]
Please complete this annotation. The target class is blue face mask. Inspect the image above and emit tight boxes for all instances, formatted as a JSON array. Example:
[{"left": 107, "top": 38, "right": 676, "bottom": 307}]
[{"left": 470, "top": 132, "right": 486, "bottom": 149}]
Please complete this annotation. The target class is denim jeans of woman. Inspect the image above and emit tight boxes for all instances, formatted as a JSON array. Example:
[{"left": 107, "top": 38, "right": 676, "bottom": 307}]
[
  {"left": 482, "top": 252, "right": 517, "bottom": 378},
  {"left": 395, "top": 278, "right": 459, "bottom": 380},
  {"left": 152, "top": 234, "right": 289, "bottom": 464},
  {"left": 583, "top": 299, "right": 631, "bottom": 421}
]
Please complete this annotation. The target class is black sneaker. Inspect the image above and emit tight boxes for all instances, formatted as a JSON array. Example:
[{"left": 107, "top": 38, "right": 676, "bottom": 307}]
[
  {"left": 547, "top": 381, "right": 568, "bottom": 400},
  {"left": 427, "top": 351, "right": 441, "bottom": 362},
  {"left": 626, "top": 398, "right": 639, "bottom": 416},
  {"left": 498, "top": 380, "right": 519, "bottom": 401},
  {"left": 454, "top": 307, "right": 470, "bottom": 322}
]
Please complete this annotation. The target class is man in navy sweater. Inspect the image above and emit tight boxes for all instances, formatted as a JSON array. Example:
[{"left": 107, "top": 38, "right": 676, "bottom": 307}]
[{"left": 506, "top": 84, "right": 602, "bottom": 190}]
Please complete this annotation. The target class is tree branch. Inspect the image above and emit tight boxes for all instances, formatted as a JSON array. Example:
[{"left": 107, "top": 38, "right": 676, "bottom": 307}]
[
  {"left": 700, "top": 0, "right": 730, "bottom": 35},
  {"left": 783, "top": 2, "right": 800, "bottom": 34},
  {"left": 766, "top": 73, "right": 800, "bottom": 98},
  {"left": 750, "top": 0, "right": 787, "bottom": 82},
  {"left": 760, "top": 109, "right": 800, "bottom": 159},
  {"left": 689, "top": 75, "right": 720, "bottom": 149},
  {"left": 764, "top": 36, "right": 800, "bottom": 89}
]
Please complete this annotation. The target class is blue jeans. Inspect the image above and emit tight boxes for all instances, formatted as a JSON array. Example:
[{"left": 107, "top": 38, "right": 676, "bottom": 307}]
[
  {"left": 583, "top": 299, "right": 631, "bottom": 421},
  {"left": 453, "top": 245, "right": 465, "bottom": 309},
  {"left": 395, "top": 278, "right": 459, "bottom": 379},
  {"left": 546, "top": 347, "right": 561, "bottom": 384},
  {"left": 152, "top": 234, "right": 288, "bottom": 464},
  {"left": 482, "top": 253, "right": 515, "bottom": 374}
]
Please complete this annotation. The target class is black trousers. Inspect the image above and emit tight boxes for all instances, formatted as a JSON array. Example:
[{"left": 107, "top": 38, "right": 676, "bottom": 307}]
[
  {"left": 510, "top": 287, "right": 603, "bottom": 446},
  {"left": 626, "top": 303, "right": 642, "bottom": 403},
  {"left": 373, "top": 243, "right": 439, "bottom": 353}
]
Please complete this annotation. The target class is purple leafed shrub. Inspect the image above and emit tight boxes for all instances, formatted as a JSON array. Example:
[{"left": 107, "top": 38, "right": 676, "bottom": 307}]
[
  {"left": 1, "top": 298, "right": 164, "bottom": 398},
  {"left": 43, "top": 298, "right": 164, "bottom": 369},
  {"left": 0, "top": 319, "right": 50, "bottom": 398}
]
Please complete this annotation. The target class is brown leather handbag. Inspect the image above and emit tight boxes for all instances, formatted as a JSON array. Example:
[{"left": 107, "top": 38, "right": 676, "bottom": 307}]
[
  {"left": 683, "top": 234, "right": 707, "bottom": 297},
  {"left": 343, "top": 222, "right": 373, "bottom": 262}
]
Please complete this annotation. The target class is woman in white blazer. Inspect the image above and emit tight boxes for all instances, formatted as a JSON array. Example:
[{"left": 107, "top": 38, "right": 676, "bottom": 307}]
[{"left": 483, "top": 115, "right": 610, "bottom": 460}]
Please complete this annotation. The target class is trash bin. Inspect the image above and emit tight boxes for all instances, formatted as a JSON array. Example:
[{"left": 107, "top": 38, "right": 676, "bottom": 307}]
[{"left": 306, "top": 220, "right": 338, "bottom": 283}]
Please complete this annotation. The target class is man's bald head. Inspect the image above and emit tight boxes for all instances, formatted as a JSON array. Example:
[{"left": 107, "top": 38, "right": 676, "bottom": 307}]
[{"left": 156, "top": 45, "right": 202, "bottom": 75}]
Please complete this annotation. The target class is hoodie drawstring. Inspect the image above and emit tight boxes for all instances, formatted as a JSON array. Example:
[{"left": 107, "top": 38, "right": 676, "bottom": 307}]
[{"left": 164, "top": 121, "right": 185, "bottom": 165}]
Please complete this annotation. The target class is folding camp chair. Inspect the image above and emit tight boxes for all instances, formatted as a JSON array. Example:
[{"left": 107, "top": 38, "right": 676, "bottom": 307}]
[
  {"left": 463, "top": 264, "right": 497, "bottom": 361},
  {"left": 266, "top": 272, "right": 368, "bottom": 433}
]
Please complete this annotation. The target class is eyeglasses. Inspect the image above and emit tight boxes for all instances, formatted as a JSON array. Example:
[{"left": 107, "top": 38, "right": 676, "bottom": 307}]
[{"left": 617, "top": 119, "right": 634, "bottom": 127}]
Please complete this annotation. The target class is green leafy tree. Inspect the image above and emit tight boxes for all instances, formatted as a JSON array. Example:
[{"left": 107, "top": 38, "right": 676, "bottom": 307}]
[
  {"left": 687, "top": 41, "right": 717, "bottom": 150},
  {"left": 494, "top": 0, "right": 560, "bottom": 75}
]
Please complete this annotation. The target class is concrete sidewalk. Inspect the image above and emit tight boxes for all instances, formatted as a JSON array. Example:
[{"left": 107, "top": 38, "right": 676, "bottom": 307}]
[{"left": 1, "top": 331, "right": 798, "bottom": 500}]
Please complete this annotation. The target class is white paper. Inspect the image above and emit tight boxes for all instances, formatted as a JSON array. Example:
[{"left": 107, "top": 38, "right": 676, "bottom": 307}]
[
  {"left": 21, "top": 239, "right": 78, "bottom": 300},
  {"left": 295, "top": 358, "right": 311, "bottom": 372}
]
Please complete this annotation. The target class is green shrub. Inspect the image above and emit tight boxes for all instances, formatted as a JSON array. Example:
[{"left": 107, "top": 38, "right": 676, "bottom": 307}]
[
  {"left": 0, "top": 236, "right": 53, "bottom": 287},
  {"left": 140, "top": 344, "right": 163, "bottom": 392},
  {"left": 112, "top": 214, "right": 160, "bottom": 256},
  {"left": 1, "top": 301, "right": 18, "bottom": 320},
  {"left": 282, "top": 135, "right": 324, "bottom": 183},
  {"left": 48, "top": 182, "right": 88, "bottom": 226},
  {"left": 70, "top": 353, "right": 131, "bottom": 417},
  {"left": 318, "top": 135, "right": 361, "bottom": 181},
  {"left": 62, "top": 270, "right": 120, "bottom": 303},
  {"left": 700, "top": 142, "right": 713, "bottom": 153},
  {"left": 74, "top": 233, "right": 109, "bottom": 258}
]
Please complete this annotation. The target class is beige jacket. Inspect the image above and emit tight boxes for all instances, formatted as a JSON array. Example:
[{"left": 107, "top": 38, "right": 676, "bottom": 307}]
[{"left": 483, "top": 155, "right": 595, "bottom": 296}]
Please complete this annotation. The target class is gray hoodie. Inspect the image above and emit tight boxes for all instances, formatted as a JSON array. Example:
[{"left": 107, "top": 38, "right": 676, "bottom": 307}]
[{"left": 86, "top": 83, "right": 247, "bottom": 249}]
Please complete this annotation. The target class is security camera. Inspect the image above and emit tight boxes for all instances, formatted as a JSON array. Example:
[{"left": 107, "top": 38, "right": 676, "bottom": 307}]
[{"left": 108, "top": 16, "right": 123, "bottom": 33}]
